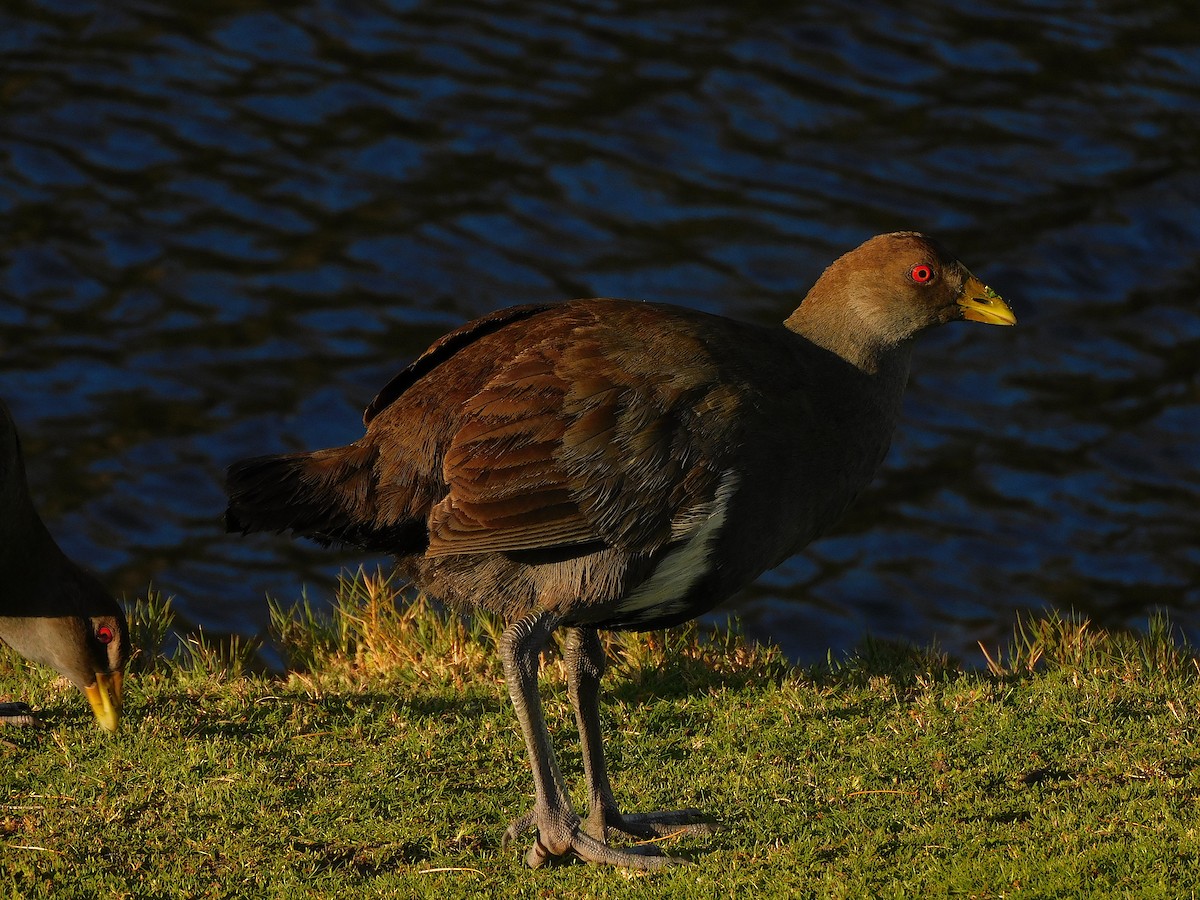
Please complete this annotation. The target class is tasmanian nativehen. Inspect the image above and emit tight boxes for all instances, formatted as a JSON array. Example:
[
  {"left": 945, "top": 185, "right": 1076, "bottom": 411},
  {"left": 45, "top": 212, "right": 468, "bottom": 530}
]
[
  {"left": 225, "top": 232, "right": 1015, "bottom": 868},
  {"left": 0, "top": 399, "right": 129, "bottom": 731}
]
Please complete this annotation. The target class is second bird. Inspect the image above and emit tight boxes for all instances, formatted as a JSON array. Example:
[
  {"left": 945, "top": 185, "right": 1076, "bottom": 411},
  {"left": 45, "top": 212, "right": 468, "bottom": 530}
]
[{"left": 0, "top": 399, "right": 129, "bottom": 731}]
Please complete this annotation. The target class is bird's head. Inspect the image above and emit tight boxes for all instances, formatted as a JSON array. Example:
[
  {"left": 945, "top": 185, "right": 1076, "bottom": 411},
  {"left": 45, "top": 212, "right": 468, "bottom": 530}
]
[
  {"left": 787, "top": 232, "right": 1015, "bottom": 371},
  {"left": 1, "top": 589, "right": 130, "bottom": 731},
  {"left": 79, "top": 602, "right": 130, "bottom": 732}
]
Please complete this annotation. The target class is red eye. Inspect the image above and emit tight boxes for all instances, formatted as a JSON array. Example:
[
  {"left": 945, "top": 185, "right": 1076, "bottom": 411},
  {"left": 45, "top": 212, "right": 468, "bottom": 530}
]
[
  {"left": 910, "top": 264, "right": 935, "bottom": 284},
  {"left": 96, "top": 626, "right": 114, "bottom": 645}
]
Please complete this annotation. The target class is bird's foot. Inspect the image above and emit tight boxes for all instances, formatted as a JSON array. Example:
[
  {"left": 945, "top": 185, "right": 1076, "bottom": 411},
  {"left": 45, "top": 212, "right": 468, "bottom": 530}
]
[
  {"left": 507, "top": 815, "right": 684, "bottom": 870},
  {"left": 503, "top": 804, "right": 713, "bottom": 869},
  {"left": 0, "top": 702, "right": 38, "bottom": 727}
]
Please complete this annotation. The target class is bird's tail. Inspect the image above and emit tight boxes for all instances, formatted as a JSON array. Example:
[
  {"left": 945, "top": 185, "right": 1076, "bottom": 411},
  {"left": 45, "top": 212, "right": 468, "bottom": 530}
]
[{"left": 224, "top": 443, "right": 384, "bottom": 548}]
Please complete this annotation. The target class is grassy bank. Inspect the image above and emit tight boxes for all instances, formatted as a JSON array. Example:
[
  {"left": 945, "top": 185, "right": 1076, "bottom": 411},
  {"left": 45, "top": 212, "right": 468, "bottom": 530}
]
[{"left": 2, "top": 571, "right": 1198, "bottom": 898}]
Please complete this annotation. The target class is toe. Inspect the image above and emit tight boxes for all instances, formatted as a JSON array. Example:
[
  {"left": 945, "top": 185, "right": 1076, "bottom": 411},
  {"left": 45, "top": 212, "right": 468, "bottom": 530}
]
[
  {"left": 614, "top": 808, "right": 718, "bottom": 838},
  {"left": 502, "top": 810, "right": 536, "bottom": 847},
  {"left": 0, "top": 702, "right": 38, "bottom": 728},
  {"left": 569, "top": 830, "right": 686, "bottom": 870}
]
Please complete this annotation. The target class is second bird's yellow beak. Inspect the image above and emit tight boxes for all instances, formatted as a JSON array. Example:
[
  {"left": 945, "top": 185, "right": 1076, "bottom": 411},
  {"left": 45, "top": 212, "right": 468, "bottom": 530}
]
[{"left": 84, "top": 670, "right": 123, "bottom": 732}]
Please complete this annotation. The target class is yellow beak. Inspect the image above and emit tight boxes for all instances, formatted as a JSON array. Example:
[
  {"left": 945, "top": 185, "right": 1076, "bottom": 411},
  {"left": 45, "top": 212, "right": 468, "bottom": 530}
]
[
  {"left": 957, "top": 275, "right": 1016, "bottom": 326},
  {"left": 84, "top": 670, "right": 123, "bottom": 732}
]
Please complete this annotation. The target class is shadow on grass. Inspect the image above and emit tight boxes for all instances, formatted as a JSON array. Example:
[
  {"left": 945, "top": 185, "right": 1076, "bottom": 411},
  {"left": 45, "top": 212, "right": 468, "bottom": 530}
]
[
  {"left": 130, "top": 687, "right": 505, "bottom": 742},
  {"left": 292, "top": 837, "right": 437, "bottom": 873}
]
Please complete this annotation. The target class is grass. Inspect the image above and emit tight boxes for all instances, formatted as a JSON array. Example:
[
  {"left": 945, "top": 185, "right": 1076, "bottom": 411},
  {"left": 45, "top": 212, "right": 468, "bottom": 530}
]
[{"left": 2, "top": 570, "right": 1199, "bottom": 898}]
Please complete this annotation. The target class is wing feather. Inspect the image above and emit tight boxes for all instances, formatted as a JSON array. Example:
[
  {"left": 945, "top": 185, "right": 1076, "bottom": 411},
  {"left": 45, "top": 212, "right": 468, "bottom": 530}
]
[{"left": 425, "top": 312, "right": 741, "bottom": 558}]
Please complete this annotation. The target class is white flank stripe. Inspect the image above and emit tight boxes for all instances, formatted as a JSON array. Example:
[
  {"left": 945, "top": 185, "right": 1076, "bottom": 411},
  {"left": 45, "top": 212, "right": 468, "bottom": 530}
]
[{"left": 616, "top": 469, "right": 739, "bottom": 618}]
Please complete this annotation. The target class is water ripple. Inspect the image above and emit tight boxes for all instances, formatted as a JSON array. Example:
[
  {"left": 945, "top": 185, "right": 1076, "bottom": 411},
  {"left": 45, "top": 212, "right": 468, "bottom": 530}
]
[{"left": 1, "top": 0, "right": 1197, "bottom": 660}]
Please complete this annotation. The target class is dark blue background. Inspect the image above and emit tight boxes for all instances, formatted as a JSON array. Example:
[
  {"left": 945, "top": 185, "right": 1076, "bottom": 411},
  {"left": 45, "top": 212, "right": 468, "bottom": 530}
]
[{"left": 2, "top": 0, "right": 1198, "bottom": 662}]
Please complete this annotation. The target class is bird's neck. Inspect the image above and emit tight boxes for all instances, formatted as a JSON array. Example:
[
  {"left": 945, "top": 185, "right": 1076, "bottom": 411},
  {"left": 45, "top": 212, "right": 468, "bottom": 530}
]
[{"left": 784, "top": 293, "right": 914, "bottom": 380}]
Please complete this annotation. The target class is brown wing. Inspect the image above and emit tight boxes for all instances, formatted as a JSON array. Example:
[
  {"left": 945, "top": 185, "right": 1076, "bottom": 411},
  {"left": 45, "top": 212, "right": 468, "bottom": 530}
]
[
  {"left": 364, "top": 303, "right": 555, "bottom": 426},
  {"left": 424, "top": 307, "right": 743, "bottom": 558}
]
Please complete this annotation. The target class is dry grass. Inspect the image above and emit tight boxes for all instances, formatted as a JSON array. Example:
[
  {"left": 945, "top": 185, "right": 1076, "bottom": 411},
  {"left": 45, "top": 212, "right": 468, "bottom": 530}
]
[
  {"left": 977, "top": 609, "right": 1200, "bottom": 681},
  {"left": 266, "top": 567, "right": 789, "bottom": 695}
]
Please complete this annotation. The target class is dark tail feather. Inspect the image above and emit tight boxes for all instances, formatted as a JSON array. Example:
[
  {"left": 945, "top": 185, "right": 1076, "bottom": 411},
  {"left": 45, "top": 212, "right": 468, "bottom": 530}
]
[{"left": 225, "top": 444, "right": 386, "bottom": 548}]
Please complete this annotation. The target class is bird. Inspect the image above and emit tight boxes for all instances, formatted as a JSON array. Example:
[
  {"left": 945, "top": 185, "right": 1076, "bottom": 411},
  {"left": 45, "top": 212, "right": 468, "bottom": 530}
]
[
  {"left": 225, "top": 231, "right": 1015, "bottom": 869},
  {"left": 0, "top": 399, "right": 129, "bottom": 732}
]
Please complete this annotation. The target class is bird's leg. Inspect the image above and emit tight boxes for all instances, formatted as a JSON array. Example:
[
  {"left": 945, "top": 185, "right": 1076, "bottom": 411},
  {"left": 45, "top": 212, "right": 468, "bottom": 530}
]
[
  {"left": 564, "top": 626, "right": 716, "bottom": 843},
  {"left": 0, "top": 702, "right": 37, "bottom": 727},
  {"left": 499, "top": 613, "right": 679, "bottom": 870},
  {"left": 499, "top": 612, "right": 571, "bottom": 864}
]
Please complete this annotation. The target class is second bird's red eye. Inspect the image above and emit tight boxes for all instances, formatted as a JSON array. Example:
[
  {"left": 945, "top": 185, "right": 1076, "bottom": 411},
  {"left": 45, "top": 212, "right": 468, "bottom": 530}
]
[
  {"left": 910, "top": 264, "right": 935, "bottom": 284},
  {"left": 96, "top": 626, "right": 114, "bottom": 644}
]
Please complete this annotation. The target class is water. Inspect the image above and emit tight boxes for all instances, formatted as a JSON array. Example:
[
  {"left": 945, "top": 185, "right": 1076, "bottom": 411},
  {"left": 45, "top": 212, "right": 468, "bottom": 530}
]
[{"left": 2, "top": 0, "right": 1198, "bottom": 663}]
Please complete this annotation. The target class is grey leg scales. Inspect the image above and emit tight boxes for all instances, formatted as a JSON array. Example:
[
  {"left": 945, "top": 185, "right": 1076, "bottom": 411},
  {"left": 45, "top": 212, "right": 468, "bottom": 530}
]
[{"left": 499, "top": 617, "right": 712, "bottom": 868}]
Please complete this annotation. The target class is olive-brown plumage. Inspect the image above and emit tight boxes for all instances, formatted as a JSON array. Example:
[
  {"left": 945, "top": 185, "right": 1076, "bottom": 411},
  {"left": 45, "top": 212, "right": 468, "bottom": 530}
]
[
  {"left": 0, "top": 400, "right": 129, "bottom": 731},
  {"left": 226, "top": 232, "right": 1015, "bottom": 868}
]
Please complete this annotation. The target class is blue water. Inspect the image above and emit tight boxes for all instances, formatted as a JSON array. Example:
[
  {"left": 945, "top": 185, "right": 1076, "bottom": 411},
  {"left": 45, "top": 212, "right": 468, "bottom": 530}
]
[{"left": 2, "top": 0, "right": 1198, "bottom": 662}]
